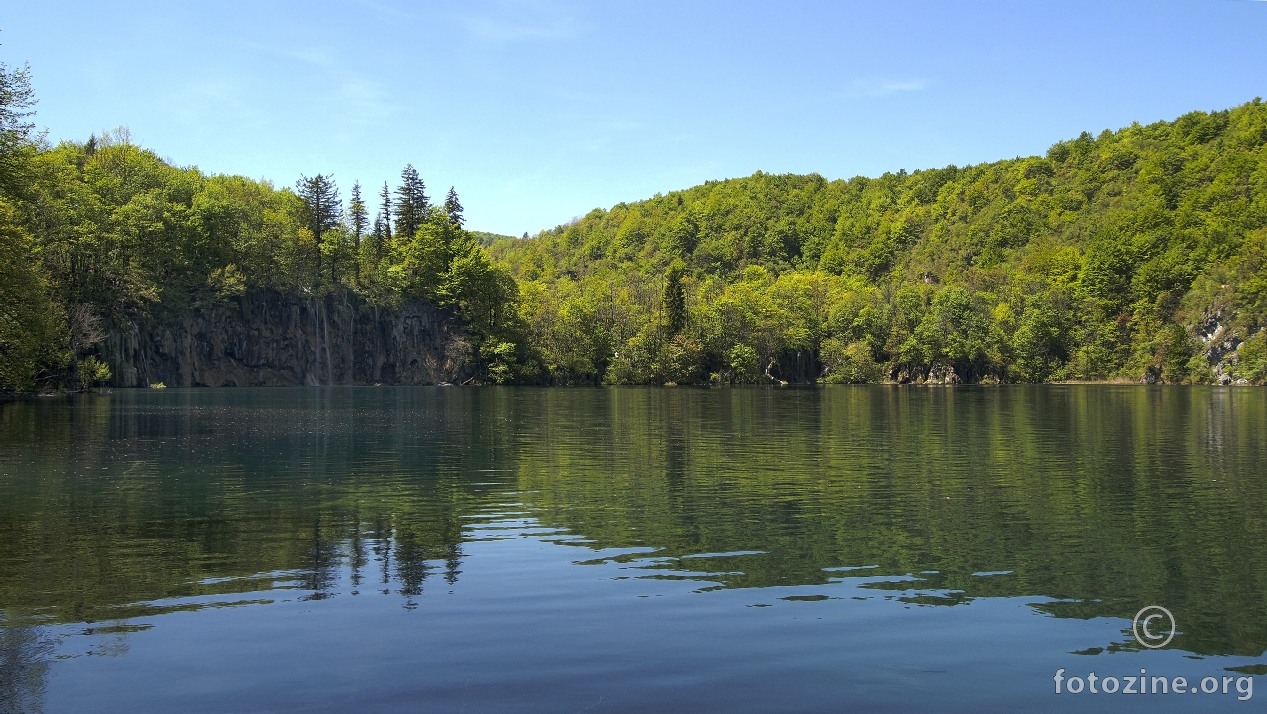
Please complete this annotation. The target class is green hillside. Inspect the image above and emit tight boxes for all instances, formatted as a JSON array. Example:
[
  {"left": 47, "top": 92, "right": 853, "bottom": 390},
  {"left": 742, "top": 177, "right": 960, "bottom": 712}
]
[
  {"left": 491, "top": 100, "right": 1267, "bottom": 385},
  {"left": 470, "top": 230, "right": 521, "bottom": 246},
  {"left": 0, "top": 63, "right": 526, "bottom": 392},
  {"left": 2, "top": 49, "right": 1265, "bottom": 390}
]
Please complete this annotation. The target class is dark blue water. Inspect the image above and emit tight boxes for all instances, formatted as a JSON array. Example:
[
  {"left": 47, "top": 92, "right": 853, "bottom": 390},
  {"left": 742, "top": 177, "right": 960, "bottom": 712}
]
[{"left": 1, "top": 386, "right": 1264, "bottom": 712}]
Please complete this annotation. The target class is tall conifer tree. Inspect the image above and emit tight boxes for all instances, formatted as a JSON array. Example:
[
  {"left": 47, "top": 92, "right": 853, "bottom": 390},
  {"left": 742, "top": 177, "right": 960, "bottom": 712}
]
[
  {"left": 378, "top": 182, "right": 393, "bottom": 243},
  {"left": 371, "top": 213, "right": 385, "bottom": 262},
  {"left": 394, "top": 164, "right": 429, "bottom": 238},
  {"left": 444, "top": 186, "right": 464, "bottom": 226},
  {"left": 348, "top": 181, "right": 367, "bottom": 280},
  {"left": 296, "top": 174, "right": 341, "bottom": 280}
]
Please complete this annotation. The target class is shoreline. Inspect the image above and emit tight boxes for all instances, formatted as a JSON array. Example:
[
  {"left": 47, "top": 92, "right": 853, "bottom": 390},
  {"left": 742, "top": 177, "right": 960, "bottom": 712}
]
[{"left": 3, "top": 380, "right": 1261, "bottom": 400}]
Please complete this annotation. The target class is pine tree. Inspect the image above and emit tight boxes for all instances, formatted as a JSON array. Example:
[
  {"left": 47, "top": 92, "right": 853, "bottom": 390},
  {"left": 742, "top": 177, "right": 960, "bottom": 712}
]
[
  {"left": 444, "top": 186, "right": 464, "bottom": 226},
  {"left": 378, "top": 182, "right": 392, "bottom": 244},
  {"left": 371, "top": 212, "right": 385, "bottom": 262},
  {"left": 348, "top": 181, "right": 368, "bottom": 281},
  {"left": 296, "top": 173, "right": 341, "bottom": 281},
  {"left": 394, "top": 164, "right": 429, "bottom": 238},
  {"left": 349, "top": 181, "right": 367, "bottom": 248}
]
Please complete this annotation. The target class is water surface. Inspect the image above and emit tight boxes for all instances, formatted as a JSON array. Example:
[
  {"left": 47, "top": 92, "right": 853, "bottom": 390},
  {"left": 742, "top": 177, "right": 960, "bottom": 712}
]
[{"left": 1, "top": 386, "right": 1265, "bottom": 712}]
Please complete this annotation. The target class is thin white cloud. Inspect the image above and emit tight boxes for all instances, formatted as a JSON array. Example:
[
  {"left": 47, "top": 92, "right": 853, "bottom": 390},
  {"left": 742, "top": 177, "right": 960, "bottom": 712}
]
[
  {"left": 845, "top": 78, "right": 929, "bottom": 98},
  {"left": 334, "top": 74, "right": 395, "bottom": 126},
  {"left": 460, "top": 0, "right": 585, "bottom": 41},
  {"left": 243, "top": 42, "right": 399, "bottom": 129},
  {"left": 267, "top": 46, "right": 336, "bottom": 69},
  {"left": 165, "top": 77, "right": 263, "bottom": 126},
  {"left": 354, "top": 0, "right": 422, "bottom": 22},
  {"left": 598, "top": 119, "right": 643, "bottom": 132},
  {"left": 462, "top": 15, "right": 580, "bottom": 40},
  {"left": 545, "top": 111, "right": 645, "bottom": 154}
]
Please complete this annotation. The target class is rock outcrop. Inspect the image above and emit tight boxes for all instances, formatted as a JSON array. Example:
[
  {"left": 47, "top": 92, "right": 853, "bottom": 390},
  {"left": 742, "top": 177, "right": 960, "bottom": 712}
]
[
  {"left": 101, "top": 291, "right": 474, "bottom": 387},
  {"left": 1194, "top": 310, "right": 1257, "bottom": 385}
]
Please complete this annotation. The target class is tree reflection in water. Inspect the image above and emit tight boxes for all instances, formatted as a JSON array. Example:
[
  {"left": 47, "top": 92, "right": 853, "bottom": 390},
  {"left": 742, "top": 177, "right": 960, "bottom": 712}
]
[
  {"left": 0, "top": 618, "right": 53, "bottom": 714},
  {"left": 2, "top": 386, "right": 1267, "bottom": 669}
]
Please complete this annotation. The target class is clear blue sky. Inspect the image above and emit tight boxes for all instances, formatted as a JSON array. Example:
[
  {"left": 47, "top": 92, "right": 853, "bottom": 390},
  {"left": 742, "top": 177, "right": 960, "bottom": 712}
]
[{"left": 5, "top": 1, "right": 1266, "bottom": 237}]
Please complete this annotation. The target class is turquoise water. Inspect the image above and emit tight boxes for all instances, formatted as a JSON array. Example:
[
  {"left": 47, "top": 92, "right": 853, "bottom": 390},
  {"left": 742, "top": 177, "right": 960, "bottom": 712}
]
[{"left": 1, "top": 386, "right": 1265, "bottom": 712}]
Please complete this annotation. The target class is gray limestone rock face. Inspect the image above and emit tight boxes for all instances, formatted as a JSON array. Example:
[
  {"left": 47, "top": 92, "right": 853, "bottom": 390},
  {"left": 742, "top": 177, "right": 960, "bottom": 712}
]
[{"left": 100, "top": 291, "right": 474, "bottom": 388}]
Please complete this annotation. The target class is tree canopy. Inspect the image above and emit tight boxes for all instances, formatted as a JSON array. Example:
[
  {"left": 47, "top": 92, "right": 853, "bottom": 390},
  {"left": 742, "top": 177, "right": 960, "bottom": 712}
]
[
  {"left": 1, "top": 59, "right": 1265, "bottom": 390},
  {"left": 491, "top": 99, "right": 1267, "bottom": 385},
  {"left": 0, "top": 61, "right": 527, "bottom": 391}
]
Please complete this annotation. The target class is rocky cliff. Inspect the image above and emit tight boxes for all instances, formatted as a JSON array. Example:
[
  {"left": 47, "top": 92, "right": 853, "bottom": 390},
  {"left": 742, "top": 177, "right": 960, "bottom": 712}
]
[
  {"left": 1194, "top": 310, "right": 1261, "bottom": 386},
  {"left": 101, "top": 291, "right": 474, "bottom": 388}
]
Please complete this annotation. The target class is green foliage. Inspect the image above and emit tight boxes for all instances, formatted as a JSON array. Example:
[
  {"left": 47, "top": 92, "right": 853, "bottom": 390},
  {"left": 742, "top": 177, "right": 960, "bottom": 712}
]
[
  {"left": 207, "top": 263, "right": 246, "bottom": 298},
  {"left": 1, "top": 118, "right": 522, "bottom": 386},
  {"left": 0, "top": 61, "right": 38, "bottom": 202},
  {"left": 494, "top": 99, "right": 1267, "bottom": 384},
  {"left": 821, "top": 338, "right": 882, "bottom": 383},
  {"left": 1237, "top": 332, "right": 1267, "bottom": 385},
  {"left": 724, "top": 344, "right": 762, "bottom": 384},
  {"left": 0, "top": 60, "right": 528, "bottom": 387},
  {"left": 296, "top": 173, "right": 341, "bottom": 283},
  {"left": 660, "top": 333, "right": 704, "bottom": 385},
  {"left": 0, "top": 200, "right": 61, "bottom": 391},
  {"left": 347, "top": 180, "right": 367, "bottom": 280},
  {"left": 76, "top": 355, "right": 111, "bottom": 389},
  {"left": 663, "top": 259, "right": 686, "bottom": 336},
  {"left": 443, "top": 186, "right": 464, "bottom": 227},
  {"left": 470, "top": 230, "right": 517, "bottom": 246},
  {"left": 482, "top": 340, "right": 519, "bottom": 385},
  {"left": 394, "top": 164, "right": 428, "bottom": 239},
  {"left": 1009, "top": 294, "right": 1071, "bottom": 382},
  {"left": 3, "top": 70, "right": 1267, "bottom": 388}
]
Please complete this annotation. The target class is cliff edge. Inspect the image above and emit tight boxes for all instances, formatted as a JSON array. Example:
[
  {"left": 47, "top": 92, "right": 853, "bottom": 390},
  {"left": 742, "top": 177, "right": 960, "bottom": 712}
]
[{"left": 101, "top": 291, "right": 474, "bottom": 387}]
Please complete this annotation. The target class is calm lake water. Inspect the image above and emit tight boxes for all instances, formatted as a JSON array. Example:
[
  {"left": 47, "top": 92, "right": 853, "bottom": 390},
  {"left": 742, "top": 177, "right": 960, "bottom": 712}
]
[{"left": 1, "top": 386, "right": 1265, "bottom": 712}]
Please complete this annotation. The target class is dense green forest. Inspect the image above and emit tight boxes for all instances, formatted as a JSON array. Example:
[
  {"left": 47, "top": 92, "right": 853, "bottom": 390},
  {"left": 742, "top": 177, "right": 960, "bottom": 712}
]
[
  {"left": 0, "top": 61, "right": 525, "bottom": 391},
  {"left": 2, "top": 53, "right": 1266, "bottom": 389},
  {"left": 492, "top": 100, "right": 1267, "bottom": 386}
]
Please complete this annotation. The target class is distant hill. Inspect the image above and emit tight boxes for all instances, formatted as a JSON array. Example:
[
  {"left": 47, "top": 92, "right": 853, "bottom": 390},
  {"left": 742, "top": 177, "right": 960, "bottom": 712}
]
[
  {"left": 469, "top": 230, "right": 520, "bottom": 247},
  {"left": 490, "top": 99, "right": 1267, "bottom": 385}
]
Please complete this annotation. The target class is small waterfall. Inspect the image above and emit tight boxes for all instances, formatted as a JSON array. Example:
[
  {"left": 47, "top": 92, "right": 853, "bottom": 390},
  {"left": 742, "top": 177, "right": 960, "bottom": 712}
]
[
  {"left": 321, "top": 299, "right": 334, "bottom": 386},
  {"left": 309, "top": 300, "right": 322, "bottom": 386},
  {"left": 348, "top": 309, "right": 356, "bottom": 382}
]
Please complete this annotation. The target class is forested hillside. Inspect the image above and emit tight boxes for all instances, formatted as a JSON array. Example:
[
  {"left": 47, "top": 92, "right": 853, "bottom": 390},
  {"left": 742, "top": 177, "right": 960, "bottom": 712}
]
[
  {"left": 491, "top": 100, "right": 1267, "bottom": 385},
  {"left": 0, "top": 62, "right": 525, "bottom": 392},
  {"left": 2, "top": 50, "right": 1266, "bottom": 390}
]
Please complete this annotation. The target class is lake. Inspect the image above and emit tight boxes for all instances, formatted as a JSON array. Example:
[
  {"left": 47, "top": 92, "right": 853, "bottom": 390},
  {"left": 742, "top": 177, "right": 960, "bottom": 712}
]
[{"left": 1, "top": 386, "right": 1265, "bottom": 712}]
